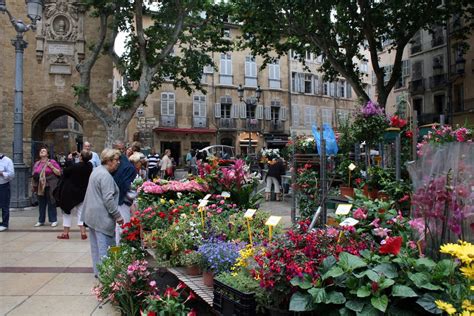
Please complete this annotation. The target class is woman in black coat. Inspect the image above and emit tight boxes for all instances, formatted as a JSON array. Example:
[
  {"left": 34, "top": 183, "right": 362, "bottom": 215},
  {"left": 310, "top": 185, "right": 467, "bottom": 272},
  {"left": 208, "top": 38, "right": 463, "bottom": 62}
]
[{"left": 57, "top": 150, "right": 93, "bottom": 240}]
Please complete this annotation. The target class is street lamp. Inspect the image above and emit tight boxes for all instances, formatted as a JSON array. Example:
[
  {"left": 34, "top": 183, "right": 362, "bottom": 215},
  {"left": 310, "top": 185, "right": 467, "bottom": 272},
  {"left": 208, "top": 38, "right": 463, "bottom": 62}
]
[
  {"left": 0, "top": 0, "right": 44, "bottom": 207},
  {"left": 237, "top": 84, "right": 262, "bottom": 155}
]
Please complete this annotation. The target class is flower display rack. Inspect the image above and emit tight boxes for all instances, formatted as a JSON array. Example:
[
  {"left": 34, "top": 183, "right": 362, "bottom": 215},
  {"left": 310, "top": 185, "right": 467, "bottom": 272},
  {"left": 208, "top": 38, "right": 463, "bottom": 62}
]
[{"left": 213, "top": 279, "right": 257, "bottom": 316}]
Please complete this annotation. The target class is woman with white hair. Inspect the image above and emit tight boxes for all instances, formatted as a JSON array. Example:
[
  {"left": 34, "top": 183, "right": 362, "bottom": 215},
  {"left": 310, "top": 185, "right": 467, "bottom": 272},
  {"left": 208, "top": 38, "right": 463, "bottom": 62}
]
[{"left": 82, "top": 148, "right": 124, "bottom": 277}]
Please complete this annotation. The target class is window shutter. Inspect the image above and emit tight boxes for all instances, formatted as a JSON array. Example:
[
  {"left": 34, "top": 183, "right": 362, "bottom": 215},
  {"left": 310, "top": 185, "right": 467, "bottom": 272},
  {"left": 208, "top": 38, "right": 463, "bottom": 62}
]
[
  {"left": 292, "top": 105, "right": 300, "bottom": 126},
  {"left": 304, "top": 106, "right": 311, "bottom": 127},
  {"left": 239, "top": 103, "right": 247, "bottom": 118},
  {"left": 169, "top": 94, "right": 175, "bottom": 115},
  {"left": 214, "top": 103, "right": 221, "bottom": 118},
  {"left": 264, "top": 106, "right": 271, "bottom": 120},
  {"left": 346, "top": 82, "right": 352, "bottom": 98},
  {"left": 314, "top": 76, "right": 319, "bottom": 94},
  {"left": 231, "top": 104, "right": 239, "bottom": 118},
  {"left": 279, "top": 107, "right": 287, "bottom": 121},
  {"left": 256, "top": 105, "right": 264, "bottom": 120}
]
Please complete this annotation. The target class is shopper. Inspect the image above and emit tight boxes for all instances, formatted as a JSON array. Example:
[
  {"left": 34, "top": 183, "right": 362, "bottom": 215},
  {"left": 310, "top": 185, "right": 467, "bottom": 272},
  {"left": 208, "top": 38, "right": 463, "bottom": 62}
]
[
  {"left": 265, "top": 157, "right": 286, "bottom": 201},
  {"left": 32, "top": 147, "right": 61, "bottom": 227},
  {"left": 147, "top": 149, "right": 160, "bottom": 180},
  {"left": 83, "top": 141, "right": 101, "bottom": 168},
  {"left": 0, "top": 153, "right": 14, "bottom": 231},
  {"left": 82, "top": 148, "right": 124, "bottom": 277},
  {"left": 160, "top": 149, "right": 173, "bottom": 179},
  {"left": 56, "top": 150, "right": 93, "bottom": 240}
]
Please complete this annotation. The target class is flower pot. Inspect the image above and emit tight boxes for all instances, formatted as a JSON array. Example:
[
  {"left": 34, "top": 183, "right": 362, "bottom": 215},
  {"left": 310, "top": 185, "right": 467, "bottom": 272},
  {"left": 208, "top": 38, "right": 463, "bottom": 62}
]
[
  {"left": 339, "top": 186, "right": 354, "bottom": 198},
  {"left": 202, "top": 270, "right": 214, "bottom": 287},
  {"left": 185, "top": 264, "right": 202, "bottom": 276}
]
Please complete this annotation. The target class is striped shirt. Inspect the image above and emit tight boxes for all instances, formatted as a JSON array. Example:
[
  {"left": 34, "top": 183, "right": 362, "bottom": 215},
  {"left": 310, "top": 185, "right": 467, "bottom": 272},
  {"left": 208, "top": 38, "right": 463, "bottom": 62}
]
[{"left": 147, "top": 154, "right": 160, "bottom": 169}]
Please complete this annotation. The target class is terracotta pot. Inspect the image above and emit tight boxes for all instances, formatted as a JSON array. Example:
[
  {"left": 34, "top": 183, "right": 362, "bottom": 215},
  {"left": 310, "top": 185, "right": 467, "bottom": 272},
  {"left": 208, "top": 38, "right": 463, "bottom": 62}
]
[
  {"left": 202, "top": 270, "right": 214, "bottom": 287},
  {"left": 377, "top": 192, "right": 390, "bottom": 201},
  {"left": 339, "top": 186, "right": 354, "bottom": 198},
  {"left": 185, "top": 264, "right": 202, "bottom": 276}
]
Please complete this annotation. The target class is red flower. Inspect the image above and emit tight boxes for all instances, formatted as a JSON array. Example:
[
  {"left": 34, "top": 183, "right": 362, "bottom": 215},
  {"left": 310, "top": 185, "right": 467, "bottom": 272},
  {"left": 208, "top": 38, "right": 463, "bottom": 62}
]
[
  {"left": 371, "top": 281, "right": 379, "bottom": 293},
  {"left": 164, "top": 287, "right": 179, "bottom": 298},
  {"left": 177, "top": 281, "right": 187, "bottom": 290},
  {"left": 405, "top": 130, "right": 413, "bottom": 138},
  {"left": 158, "top": 212, "right": 166, "bottom": 219},
  {"left": 379, "top": 236, "right": 403, "bottom": 255},
  {"left": 186, "top": 291, "right": 196, "bottom": 301},
  {"left": 187, "top": 309, "right": 197, "bottom": 316},
  {"left": 355, "top": 178, "right": 362, "bottom": 185}
]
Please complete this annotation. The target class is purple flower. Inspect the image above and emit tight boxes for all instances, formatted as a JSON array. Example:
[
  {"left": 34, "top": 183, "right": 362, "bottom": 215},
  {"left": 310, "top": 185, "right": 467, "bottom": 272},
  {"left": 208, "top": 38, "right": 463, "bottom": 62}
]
[{"left": 361, "top": 101, "right": 384, "bottom": 117}]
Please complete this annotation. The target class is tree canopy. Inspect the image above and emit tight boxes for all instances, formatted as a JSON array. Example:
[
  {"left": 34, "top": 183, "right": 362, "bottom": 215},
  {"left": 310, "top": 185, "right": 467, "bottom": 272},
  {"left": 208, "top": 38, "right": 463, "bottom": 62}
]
[
  {"left": 231, "top": 0, "right": 473, "bottom": 109},
  {"left": 76, "top": 0, "right": 231, "bottom": 145}
]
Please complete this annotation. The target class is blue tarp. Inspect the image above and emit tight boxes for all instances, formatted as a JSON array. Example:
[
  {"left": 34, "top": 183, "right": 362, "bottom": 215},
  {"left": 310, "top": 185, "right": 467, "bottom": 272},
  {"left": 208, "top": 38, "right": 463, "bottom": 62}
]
[{"left": 312, "top": 123, "right": 339, "bottom": 155}]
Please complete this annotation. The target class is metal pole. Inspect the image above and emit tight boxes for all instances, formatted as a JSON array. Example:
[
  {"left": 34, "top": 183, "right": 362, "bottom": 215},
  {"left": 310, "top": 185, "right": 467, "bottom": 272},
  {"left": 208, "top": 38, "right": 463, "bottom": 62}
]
[
  {"left": 290, "top": 130, "right": 296, "bottom": 223},
  {"left": 10, "top": 31, "right": 30, "bottom": 207},
  {"left": 412, "top": 110, "right": 418, "bottom": 160},
  {"left": 319, "top": 125, "right": 327, "bottom": 225},
  {"left": 395, "top": 134, "right": 401, "bottom": 181}
]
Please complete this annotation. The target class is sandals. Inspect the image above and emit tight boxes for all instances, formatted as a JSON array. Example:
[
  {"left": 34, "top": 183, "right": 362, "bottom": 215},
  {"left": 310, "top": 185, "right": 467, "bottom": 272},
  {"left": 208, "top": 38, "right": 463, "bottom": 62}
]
[
  {"left": 57, "top": 233, "right": 69, "bottom": 240},
  {"left": 81, "top": 234, "right": 88, "bottom": 240}
]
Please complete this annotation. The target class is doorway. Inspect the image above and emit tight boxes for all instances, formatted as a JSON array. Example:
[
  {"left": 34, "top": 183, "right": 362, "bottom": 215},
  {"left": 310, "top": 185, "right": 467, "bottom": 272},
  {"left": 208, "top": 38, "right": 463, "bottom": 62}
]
[{"left": 161, "top": 141, "right": 181, "bottom": 166}]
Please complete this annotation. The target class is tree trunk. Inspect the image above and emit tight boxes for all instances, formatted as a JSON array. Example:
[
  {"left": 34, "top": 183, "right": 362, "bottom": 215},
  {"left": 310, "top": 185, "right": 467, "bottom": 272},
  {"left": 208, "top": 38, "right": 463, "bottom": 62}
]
[{"left": 104, "top": 121, "right": 128, "bottom": 148}]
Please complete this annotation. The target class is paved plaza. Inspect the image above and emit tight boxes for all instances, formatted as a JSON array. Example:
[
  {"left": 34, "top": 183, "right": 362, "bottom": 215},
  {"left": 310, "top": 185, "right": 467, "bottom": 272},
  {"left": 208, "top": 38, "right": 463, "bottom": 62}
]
[{"left": 0, "top": 198, "right": 292, "bottom": 315}]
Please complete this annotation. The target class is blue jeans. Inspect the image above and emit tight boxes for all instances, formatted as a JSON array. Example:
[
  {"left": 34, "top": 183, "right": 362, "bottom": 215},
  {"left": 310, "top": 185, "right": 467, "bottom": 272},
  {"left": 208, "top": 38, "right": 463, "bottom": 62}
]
[
  {"left": 0, "top": 182, "right": 10, "bottom": 227},
  {"left": 89, "top": 227, "right": 116, "bottom": 276},
  {"left": 37, "top": 187, "right": 57, "bottom": 223}
]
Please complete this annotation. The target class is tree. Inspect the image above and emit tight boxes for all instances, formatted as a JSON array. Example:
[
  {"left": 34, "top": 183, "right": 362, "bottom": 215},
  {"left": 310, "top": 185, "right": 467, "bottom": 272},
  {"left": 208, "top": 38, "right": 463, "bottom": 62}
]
[
  {"left": 231, "top": 0, "right": 473, "bottom": 109},
  {"left": 75, "top": 0, "right": 231, "bottom": 146}
]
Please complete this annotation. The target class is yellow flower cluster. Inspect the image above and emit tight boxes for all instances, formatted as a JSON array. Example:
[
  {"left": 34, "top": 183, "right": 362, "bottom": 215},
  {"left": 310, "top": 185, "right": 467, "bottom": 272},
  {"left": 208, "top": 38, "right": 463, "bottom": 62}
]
[
  {"left": 440, "top": 240, "right": 474, "bottom": 266},
  {"left": 231, "top": 245, "right": 255, "bottom": 275},
  {"left": 435, "top": 300, "right": 457, "bottom": 315}
]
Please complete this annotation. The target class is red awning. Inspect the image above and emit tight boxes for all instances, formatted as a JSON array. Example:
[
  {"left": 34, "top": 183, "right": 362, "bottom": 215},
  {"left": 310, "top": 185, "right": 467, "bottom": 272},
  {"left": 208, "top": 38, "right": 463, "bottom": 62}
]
[{"left": 153, "top": 127, "right": 217, "bottom": 134}]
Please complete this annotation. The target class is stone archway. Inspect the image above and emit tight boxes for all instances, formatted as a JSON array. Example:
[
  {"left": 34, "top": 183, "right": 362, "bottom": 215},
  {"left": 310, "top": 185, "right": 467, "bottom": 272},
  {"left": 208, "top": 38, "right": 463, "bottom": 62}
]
[{"left": 31, "top": 104, "right": 84, "bottom": 162}]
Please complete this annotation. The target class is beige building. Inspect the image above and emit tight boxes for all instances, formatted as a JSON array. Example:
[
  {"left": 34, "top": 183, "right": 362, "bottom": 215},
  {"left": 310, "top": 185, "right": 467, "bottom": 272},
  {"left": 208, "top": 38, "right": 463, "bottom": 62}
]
[{"left": 127, "top": 24, "right": 365, "bottom": 163}]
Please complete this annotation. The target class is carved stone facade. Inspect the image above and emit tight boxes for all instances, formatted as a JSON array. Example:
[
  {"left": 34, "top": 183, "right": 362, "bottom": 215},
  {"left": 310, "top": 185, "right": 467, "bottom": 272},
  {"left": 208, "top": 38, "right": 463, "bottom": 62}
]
[{"left": 0, "top": 0, "right": 113, "bottom": 163}]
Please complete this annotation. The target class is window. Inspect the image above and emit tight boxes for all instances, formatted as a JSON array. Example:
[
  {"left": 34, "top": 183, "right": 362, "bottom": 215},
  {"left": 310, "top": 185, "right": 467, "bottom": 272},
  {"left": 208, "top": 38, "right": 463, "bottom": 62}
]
[
  {"left": 290, "top": 50, "right": 301, "bottom": 60},
  {"left": 268, "top": 60, "right": 281, "bottom": 89},
  {"left": 412, "top": 61, "right": 423, "bottom": 80},
  {"left": 292, "top": 105, "right": 300, "bottom": 127},
  {"left": 291, "top": 72, "right": 304, "bottom": 93},
  {"left": 321, "top": 108, "right": 332, "bottom": 125},
  {"left": 220, "top": 53, "right": 232, "bottom": 85},
  {"left": 346, "top": 81, "right": 352, "bottom": 98},
  {"left": 383, "top": 65, "right": 393, "bottom": 83},
  {"left": 360, "top": 61, "right": 369, "bottom": 73},
  {"left": 222, "top": 28, "right": 231, "bottom": 39},
  {"left": 193, "top": 95, "right": 206, "bottom": 117},
  {"left": 338, "top": 80, "right": 346, "bottom": 98},
  {"left": 304, "top": 106, "right": 317, "bottom": 127},
  {"left": 431, "top": 25, "right": 444, "bottom": 47},
  {"left": 203, "top": 65, "right": 214, "bottom": 74},
  {"left": 219, "top": 96, "right": 232, "bottom": 118},
  {"left": 305, "top": 51, "right": 313, "bottom": 62},
  {"left": 315, "top": 55, "right": 324, "bottom": 64},
  {"left": 323, "top": 81, "right": 329, "bottom": 96},
  {"left": 336, "top": 109, "right": 350, "bottom": 124},
  {"left": 245, "top": 56, "right": 257, "bottom": 87},
  {"left": 304, "top": 74, "right": 313, "bottom": 94},
  {"left": 271, "top": 106, "right": 279, "bottom": 121},
  {"left": 314, "top": 76, "right": 320, "bottom": 94},
  {"left": 329, "top": 82, "right": 336, "bottom": 97},
  {"left": 402, "top": 60, "right": 410, "bottom": 77},
  {"left": 432, "top": 55, "right": 444, "bottom": 71},
  {"left": 411, "top": 31, "right": 422, "bottom": 54},
  {"left": 161, "top": 92, "right": 175, "bottom": 116}
]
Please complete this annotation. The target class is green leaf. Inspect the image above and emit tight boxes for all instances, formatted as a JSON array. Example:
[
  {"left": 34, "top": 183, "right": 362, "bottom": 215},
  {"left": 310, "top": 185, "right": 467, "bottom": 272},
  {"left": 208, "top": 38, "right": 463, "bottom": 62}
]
[
  {"left": 378, "top": 278, "right": 395, "bottom": 290},
  {"left": 289, "top": 292, "right": 313, "bottom": 312},
  {"left": 309, "top": 287, "right": 327, "bottom": 304},
  {"left": 339, "top": 252, "right": 367, "bottom": 271},
  {"left": 365, "top": 270, "right": 380, "bottom": 282},
  {"left": 408, "top": 272, "right": 441, "bottom": 290},
  {"left": 346, "top": 276, "right": 359, "bottom": 290},
  {"left": 346, "top": 300, "right": 365, "bottom": 312},
  {"left": 357, "top": 286, "right": 371, "bottom": 298},
  {"left": 373, "top": 263, "right": 398, "bottom": 279},
  {"left": 327, "top": 291, "right": 346, "bottom": 305},
  {"left": 371, "top": 295, "right": 388, "bottom": 312},
  {"left": 339, "top": 307, "right": 352, "bottom": 316},
  {"left": 290, "top": 275, "right": 313, "bottom": 289},
  {"left": 416, "top": 294, "right": 443, "bottom": 314},
  {"left": 433, "top": 259, "right": 457, "bottom": 278},
  {"left": 321, "top": 255, "right": 337, "bottom": 273},
  {"left": 323, "top": 266, "right": 345, "bottom": 280},
  {"left": 357, "top": 304, "right": 379, "bottom": 316},
  {"left": 415, "top": 257, "right": 436, "bottom": 269},
  {"left": 391, "top": 285, "right": 418, "bottom": 298}
]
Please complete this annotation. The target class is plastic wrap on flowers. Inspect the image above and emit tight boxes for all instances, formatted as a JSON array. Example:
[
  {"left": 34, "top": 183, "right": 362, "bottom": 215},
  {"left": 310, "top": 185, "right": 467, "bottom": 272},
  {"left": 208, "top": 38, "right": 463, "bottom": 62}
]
[{"left": 408, "top": 141, "right": 474, "bottom": 257}]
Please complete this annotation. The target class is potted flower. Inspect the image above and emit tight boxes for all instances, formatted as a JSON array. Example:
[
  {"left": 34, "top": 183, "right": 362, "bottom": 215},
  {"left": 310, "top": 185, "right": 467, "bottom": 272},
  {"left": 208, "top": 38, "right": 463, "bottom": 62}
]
[
  {"left": 367, "top": 166, "right": 393, "bottom": 199},
  {"left": 352, "top": 101, "right": 389, "bottom": 150},
  {"left": 179, "top": 250, "right": 203, "bottom": 276},
  {"left": 336, "top": 157, "right": 361, "bottom": 198},
  {"left": 141, "top": 282, "right": 196, "bottom": 316},
  {"left": 198, "top": 240, "right": 245, "bottom": 287}
]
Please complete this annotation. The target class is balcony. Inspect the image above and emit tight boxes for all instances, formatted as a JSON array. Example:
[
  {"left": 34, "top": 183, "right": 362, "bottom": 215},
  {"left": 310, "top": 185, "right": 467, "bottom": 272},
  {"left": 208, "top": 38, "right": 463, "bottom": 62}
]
[
  {"left": 246, "top": 118, "right": 262, "bottom": 131},
  {"left": 431, "top": 37, "right": 444, "bottom": 47},
  {"left": 409, "top": 79, "right": 425, "bottom": 95},
  {"left": 268, "top": 120, "right": 284, "bottom": 132},
  {"left": 218, "top": 118, "right": 237, "bottom": 129},
  {"left": 411, "top": 44, "right": 422, "bottom": 55},
  {"left": 429, "top": 74, "right": 447, "bottom": 90},
  {"left": 192, "top": 117, "right": 208, "bottom": 128},
  {"left": 160, "top": 115, "right": 176, "bottom": 127}
]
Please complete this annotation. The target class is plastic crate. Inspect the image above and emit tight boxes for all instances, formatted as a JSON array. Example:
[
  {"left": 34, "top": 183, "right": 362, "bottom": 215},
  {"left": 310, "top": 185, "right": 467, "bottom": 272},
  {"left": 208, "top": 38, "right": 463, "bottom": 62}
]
[{"left": 213, "top": 279, "right": 257, "bottom": 316}]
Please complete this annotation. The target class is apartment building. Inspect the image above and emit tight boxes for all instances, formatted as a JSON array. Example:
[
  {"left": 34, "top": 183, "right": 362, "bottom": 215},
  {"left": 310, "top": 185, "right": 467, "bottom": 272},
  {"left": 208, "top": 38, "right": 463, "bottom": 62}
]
[{"left": 125, "top": 23, "right": 366, "bottom": 164}]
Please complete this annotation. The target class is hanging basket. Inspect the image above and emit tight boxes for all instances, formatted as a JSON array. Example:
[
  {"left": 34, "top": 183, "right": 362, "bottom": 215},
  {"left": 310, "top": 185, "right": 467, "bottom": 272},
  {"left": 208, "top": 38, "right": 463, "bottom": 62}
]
[{"left": 383, "top": 127, "right": 401, "bottom": 142}]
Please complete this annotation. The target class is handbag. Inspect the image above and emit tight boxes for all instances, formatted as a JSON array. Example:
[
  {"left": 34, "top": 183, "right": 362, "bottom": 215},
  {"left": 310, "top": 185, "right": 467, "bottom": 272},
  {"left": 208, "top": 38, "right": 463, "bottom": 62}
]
[{"left": 165, "top": 167, "right": 173, "bottom": 177}]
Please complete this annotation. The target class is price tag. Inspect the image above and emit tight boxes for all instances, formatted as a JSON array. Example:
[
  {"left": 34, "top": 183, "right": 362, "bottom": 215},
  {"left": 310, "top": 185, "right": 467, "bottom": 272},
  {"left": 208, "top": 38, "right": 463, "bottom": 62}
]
[
  {"left": 198, "top": 199, "right": 208, "bottom": 208},
  {"left": 244, "top": 209, "right": 257, "bottom": 219},
  {"left": 221, "top": 191, "right": 231, "bottom": 199},
  {"left": 265, "top": 216, "right": 282, "bottom": 227},
  {"left": 348, "top": 163, "right": 356, "bottom": 171},
  {"left": 339, "top": 217, "right": 359, "bottom": 227},
  {"left": 203, "top": 194, "right": 212, "bottom": 200},
  {"left": 335, "top": 204, "right": 353, "bottom": 215}
]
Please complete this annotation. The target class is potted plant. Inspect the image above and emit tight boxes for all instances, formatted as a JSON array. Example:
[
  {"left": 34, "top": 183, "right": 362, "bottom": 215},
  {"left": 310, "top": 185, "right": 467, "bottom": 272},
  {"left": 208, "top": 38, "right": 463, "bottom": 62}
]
[
  {"left": 198, "top": 240, "right": 245, "bottom": 287},
  {"left": 336, "top": 156, "right": 361, "bottom": 198},
  {"left": 179, "top": 250, "right": 203, "bottom": 276},
  {"left": 352, "top": 101, "right": 389, "bottom": 154},
  {"left": 214, "top": 272, "right": 261, "bottom": 316},
  {"left": 141, "top": 283, "right": 196, "bottom": 316},
  {"left": 367, "top": 166, "right": 393, "bottom": 199}
]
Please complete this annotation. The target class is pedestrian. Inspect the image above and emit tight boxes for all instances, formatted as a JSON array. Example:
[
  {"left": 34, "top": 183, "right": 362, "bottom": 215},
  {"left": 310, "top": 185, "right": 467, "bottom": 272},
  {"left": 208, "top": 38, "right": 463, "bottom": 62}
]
[
  {"left": 83, "top": 141, "right": 101, "bottom": 168},
  {"left": 112, "top": 139, "right": 137, "bottom": 245},
  {"left": 264, "top": 156, "right": 286, "bottom": 201},
  {"left": 147, "top": 149, "right": 160, "bottom": 180},
  {"left": 32, "top": 147, "right": 61, "bottom": 227},
  {"left": 0, "top": 153, "right": 14, "bottom": 231},
  {"left": 185, "top": 149, "right": 193, "bottom": 173},
  {"left": 56, "top": 150, "right": 93, "bottom": 240},
  {"left": 129, "top": 152, "right": 146, "bottom": 180},
  {"left": 160, "top": 149, "right": 173, "bottom": 179},
  {"left": 82, "top": 148, "right": 124, "bottom": 277}
]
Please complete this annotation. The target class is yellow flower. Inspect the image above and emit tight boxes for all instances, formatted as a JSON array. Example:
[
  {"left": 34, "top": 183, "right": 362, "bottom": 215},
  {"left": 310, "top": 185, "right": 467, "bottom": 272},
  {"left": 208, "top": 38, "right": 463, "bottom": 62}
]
[
  {"left": 462, "top": 300, "right": 474, "bottom": 312},
  {"left": 460, "top": 264, "right": 474, "bottom": 280},
  {"left": 160, "top": 198, "right": 166, "bottom": 205},
  {"left": 440, "top": 241, "right": 474, "bottom": 265},
  {"left": 169, "top": 199, "right": 175, "bottom": 205},
  {"left": 435, "top": 300, "right": 457, "bottom": 315}
]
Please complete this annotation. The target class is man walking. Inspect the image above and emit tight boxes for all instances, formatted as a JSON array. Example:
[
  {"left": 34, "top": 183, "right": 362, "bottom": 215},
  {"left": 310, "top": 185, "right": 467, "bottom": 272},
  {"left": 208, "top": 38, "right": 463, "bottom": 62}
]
[
  {"left": 0, "top": 153, "right": 14, "bottom": 231},
  {"left": 147, "top": 149, "right": 160, "bottom": 180},
  {"left": 83, "top": 141, "right": 101, "bottom": 168}
]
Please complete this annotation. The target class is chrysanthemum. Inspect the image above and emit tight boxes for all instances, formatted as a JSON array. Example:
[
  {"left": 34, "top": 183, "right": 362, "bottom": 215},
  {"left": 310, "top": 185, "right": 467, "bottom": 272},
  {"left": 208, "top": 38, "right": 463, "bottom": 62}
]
[
  {"left": 460, "top": 264, "right": 474, "bottom": 280},
  {"left": 435, "top": 300, "right": 457, "bottom": 315}
]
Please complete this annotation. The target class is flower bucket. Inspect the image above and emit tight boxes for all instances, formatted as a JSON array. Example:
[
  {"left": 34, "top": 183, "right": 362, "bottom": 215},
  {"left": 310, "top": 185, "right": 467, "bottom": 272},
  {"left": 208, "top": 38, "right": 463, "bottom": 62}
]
[
  {"left": 203, "top": 270, "right": 214, "bottom": 287},
  {"left": 383, "top": 127, "right": 401, "bottom": 141},
  {"left": 339, "top": 186, "right": 354, "bottom": 198},
  {"left": 185, "top": 264, "right": 202, "bottom": 276}
]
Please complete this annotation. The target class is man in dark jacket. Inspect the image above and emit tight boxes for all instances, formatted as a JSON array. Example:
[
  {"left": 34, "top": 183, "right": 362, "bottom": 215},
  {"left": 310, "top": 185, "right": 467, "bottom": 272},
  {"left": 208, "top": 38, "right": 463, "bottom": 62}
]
[
  {"left": 57, "top": 150, "right": 93, "bottom": 240},
  {"left": 112, "top": 139, "right": 137, "bottom": 244}
]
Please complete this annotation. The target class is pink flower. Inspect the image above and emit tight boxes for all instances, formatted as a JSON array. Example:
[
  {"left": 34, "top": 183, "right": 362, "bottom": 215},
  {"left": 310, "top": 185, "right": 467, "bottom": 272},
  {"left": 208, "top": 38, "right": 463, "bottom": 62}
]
[
  {"left": 409, "top": 218, "right": 425, "bottom": 236},
  {"left": 373, "top": 227, "right": 391, "bottom": 238},
  {"left": 353, "top": 208, "right": 367, "bottom": 220},
  {"left": 370, "top": 218, "right": 380, "bottom": 228},
  {"left": 407, "top": 240, "right": 417, "bottom": 249},
  {"left": 149, "top": 280, "right": 156, "bottom": 288},
  {"left": 216, "top": 208, "right": 223, "bottom": 214}
]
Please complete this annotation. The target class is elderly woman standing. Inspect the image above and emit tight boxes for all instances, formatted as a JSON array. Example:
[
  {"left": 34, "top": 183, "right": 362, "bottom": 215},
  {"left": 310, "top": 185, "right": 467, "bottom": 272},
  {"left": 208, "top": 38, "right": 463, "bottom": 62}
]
[
  {"left": 32, "top": 147, "right": 61, "bottom": 227},
  {"left": 82, "top": 148, "right": 124, "bottom": 277},
  {"left": 160, "top": 149, "right": 173, "bottom": 179}
]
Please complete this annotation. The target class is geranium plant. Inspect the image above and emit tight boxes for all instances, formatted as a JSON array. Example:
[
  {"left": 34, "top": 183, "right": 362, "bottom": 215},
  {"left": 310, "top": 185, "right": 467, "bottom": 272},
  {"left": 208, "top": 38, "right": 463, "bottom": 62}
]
[{"left": 142, "top": 282, "right": 196, "bottom": 316}]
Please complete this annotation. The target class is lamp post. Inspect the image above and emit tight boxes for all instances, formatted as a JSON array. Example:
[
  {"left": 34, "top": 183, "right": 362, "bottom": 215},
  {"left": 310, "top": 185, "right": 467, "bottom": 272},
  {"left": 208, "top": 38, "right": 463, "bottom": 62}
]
[
  {"left": 237, "top": 84, "right": 262, "bottom": 156},
  {"left": 0, "top": 0, "right": 43, "bottom": 208}
]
